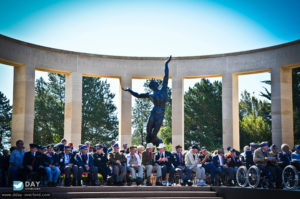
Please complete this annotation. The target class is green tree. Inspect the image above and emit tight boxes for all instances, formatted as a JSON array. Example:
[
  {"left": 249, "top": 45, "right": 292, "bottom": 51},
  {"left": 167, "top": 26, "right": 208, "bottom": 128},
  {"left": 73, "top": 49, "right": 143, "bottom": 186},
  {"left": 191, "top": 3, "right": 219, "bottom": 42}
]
[
  {"left": 184, "top": 79, "right": 222, "bottom": 151},
  {"left": 82, "top": 77, "right": 118, "bottom": 145},
  {"left": 239, "top": 90, "right": 271, "bottom": 148},
  {"left": 240, "top": 90, "right": 271, "bottom": 125},
  {"left": 34, "top": 73, "right": 65, "bottom": 145},
  {"left": 0, "top": 91, "right": 12, "bottom": 150}
]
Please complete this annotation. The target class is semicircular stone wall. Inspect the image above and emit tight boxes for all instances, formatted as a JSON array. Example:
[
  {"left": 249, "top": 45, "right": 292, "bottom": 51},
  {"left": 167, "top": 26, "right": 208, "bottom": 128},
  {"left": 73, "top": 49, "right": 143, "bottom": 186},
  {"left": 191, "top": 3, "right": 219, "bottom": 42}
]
[{"left": 0, "top": 34, "right": 299, "bottom": 150}]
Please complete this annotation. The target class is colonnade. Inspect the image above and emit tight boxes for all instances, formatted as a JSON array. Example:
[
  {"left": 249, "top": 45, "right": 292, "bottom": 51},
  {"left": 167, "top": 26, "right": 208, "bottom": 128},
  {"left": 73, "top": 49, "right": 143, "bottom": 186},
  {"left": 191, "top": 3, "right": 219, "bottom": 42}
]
[{"left": 0, "top": 35, "right": 299, "bottom": 150}]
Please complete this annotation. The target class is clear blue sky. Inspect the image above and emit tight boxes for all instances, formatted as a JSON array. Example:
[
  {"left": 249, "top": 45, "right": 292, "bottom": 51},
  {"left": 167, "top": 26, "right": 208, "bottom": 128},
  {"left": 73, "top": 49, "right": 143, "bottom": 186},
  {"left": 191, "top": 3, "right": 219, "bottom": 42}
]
[{"left": 0, "top": 0, "right": 299, "bottom": 109}]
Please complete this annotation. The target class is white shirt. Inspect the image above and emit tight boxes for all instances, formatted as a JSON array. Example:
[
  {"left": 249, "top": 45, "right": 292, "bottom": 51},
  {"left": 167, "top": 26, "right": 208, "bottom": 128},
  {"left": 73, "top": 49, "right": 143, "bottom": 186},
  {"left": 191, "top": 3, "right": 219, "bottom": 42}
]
[
  {"left": 218, "top": 154, "right": 224, "bottom": 166},
  {"left": 159, "top": 152, "right": 166, "bottom": 158},
  {"left": 64, "top": 152, "right": 70, "bottom": 164}
]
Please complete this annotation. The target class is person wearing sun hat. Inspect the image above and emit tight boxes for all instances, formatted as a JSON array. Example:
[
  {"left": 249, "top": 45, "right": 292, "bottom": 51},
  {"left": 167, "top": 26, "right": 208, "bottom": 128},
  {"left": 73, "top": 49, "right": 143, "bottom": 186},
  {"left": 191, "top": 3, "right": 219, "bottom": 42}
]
[
  {"left": 154, "top": 143, "right": 175, "bottom": 186},
  {"left": 142, "top": 143, "right": 162, "bottom": 186},
  {"left": 108, "top": 143, "right": 127, "bottom": 185}
]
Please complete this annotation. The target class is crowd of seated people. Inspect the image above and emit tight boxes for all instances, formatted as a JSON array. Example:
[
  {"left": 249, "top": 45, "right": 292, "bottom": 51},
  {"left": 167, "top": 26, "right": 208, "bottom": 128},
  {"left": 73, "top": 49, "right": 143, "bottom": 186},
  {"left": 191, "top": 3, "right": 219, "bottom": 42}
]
[{"left": 0, "top": 138, "right": 300, "bottom": 188}]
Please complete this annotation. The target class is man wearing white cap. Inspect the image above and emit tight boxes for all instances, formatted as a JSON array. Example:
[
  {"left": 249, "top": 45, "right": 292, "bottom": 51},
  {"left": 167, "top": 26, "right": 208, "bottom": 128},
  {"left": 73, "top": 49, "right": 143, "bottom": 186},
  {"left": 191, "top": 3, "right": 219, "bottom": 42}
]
[
  {"left": 154, "top": 143, "right": 175, "bottom": 186},
  {"left": 142, "top": 143, "right": 162, "bottom": 186}
]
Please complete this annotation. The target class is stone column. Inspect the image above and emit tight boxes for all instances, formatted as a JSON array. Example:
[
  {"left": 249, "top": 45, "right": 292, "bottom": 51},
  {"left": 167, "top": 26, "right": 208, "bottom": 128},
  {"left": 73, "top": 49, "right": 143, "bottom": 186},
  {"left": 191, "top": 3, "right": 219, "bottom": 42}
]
[
  {"left": 271, "top": 67, "right": 294, "bottom": 147},
  {"left": 172, "top": 76, "right": 184, "bottom": 151},
  {"left": 64, "top": 72, "right": 82, "bottom": 148},
  {"left": 119, "top": 75, "right": 132, "bottom": 146},
  {"left": 222, "top": 73, "right": 239, "bottom": 150},
  {"left": 11, "top": 63, "right": 35, "bottom": 149}
]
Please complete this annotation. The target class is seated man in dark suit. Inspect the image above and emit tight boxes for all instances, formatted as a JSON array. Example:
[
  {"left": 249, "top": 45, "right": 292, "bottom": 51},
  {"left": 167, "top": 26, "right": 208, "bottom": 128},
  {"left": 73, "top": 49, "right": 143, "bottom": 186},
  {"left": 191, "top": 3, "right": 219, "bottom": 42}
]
[
  {"left": 155, "top": 143, "right": 175, "bottom": 186},
  {"left": 212, "top": 148, "right": 234, "bottom": 185},
  {"left": 23, "top": 144, "right": 39, "bottom": 181},
  {"left": 172, "top": 145, "right": 192, "bottom": 186},
  {"left": 36, "top": 145, "right": 49, "bottom": 184},
  {"left": 75, "top": 145, "right": 98, "bottom": 186},
  {"left": 58, "top": 145, "right": 78, "bottom": 186},
  {"left": 93, "top": 144, "right": 110, "bottom": 184}
]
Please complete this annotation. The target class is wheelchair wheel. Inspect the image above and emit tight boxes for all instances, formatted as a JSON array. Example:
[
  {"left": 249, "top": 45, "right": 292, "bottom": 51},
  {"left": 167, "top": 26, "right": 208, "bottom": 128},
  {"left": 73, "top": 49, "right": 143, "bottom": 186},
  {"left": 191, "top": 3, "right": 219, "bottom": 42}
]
[
  {"left": 282, "top": 165, "right": 299, "bottom": 189},
  {"left": 247, "top": 165, "right": 260, "bottom": 188},
  {"left": 236, "top": 166, "right": 248, "bottom": 187}
]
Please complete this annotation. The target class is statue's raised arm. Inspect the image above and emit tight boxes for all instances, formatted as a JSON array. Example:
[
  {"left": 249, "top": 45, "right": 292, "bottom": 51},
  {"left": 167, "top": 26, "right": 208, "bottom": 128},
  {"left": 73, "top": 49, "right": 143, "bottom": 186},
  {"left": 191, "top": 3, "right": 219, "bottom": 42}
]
[
  {"left": 162, "top": 55, "right": 172, "bottom": 89},
  {"left": 122, "top": 87, "right": 149, "bottom": 98}
]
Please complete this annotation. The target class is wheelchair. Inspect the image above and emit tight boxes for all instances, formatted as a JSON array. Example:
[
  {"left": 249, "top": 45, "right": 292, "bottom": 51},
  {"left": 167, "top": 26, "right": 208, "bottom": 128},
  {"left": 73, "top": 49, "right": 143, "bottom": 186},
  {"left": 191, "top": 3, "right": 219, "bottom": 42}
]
[
  {"left": 246, "top": 165, "right": 275, "bottom": 188},
  {"left": 236, "top": 165, "right": 248, "bottom": 187},
  {"left": 282, "top": 161, "right": 300, "bottom": 189}
]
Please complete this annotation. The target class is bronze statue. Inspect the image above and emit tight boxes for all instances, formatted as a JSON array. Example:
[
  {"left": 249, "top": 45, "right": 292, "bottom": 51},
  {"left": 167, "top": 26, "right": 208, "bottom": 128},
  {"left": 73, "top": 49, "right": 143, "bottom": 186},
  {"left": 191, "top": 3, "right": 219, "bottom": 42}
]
[{"left": 122, "top": 56, "right": 172, "bottom": 146}]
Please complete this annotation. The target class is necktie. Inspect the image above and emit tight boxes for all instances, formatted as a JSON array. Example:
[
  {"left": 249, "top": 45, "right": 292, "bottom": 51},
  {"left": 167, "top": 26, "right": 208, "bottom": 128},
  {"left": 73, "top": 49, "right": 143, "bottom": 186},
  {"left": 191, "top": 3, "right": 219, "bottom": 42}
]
[
  {"left": 83, "top": 154, "right": 87, "bottom": 163},
  {"left": 179, "top": 153, "right": 182, "bottom": 163},
  {"left": 193, "top": 154, "right": 195, "bottom": 160},
  {"left": 149, "top": 152, "right": 152, "bottom": 159}
]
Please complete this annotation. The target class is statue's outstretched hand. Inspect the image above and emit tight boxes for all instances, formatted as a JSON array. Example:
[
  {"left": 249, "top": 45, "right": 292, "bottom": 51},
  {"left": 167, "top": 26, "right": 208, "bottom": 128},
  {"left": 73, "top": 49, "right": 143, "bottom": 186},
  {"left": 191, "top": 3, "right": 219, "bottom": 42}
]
[
  {"left": 166, "top": 55, "right": 172, "bottom": 64},
  {"left": 122, "top": 87, "right": 130, "bottom": 92}
]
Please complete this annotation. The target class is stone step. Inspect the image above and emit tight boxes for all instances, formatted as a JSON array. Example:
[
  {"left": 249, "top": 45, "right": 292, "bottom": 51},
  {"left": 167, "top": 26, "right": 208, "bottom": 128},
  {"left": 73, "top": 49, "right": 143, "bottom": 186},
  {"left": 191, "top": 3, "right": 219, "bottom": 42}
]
[
  {"left": 51, "top": 191, "right": 217, "bottom": 198},
  {"left": 0, "top": 186, "right": 212, "bottom": 193},
  {"left": 48, "top": 185, "right": 211, "bottom": 192}
]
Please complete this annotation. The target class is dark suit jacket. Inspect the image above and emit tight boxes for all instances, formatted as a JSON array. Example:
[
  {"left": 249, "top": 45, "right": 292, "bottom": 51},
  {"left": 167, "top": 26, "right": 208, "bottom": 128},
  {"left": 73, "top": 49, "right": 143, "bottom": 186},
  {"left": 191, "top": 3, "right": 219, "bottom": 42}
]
[
  {"left": 93, "top": 152, "right": 108, "bottom": 168},
  {"left": 172, "top": 152, "right": 185, "bottom": 168},
  {"left": 58, "top": 151, "right": 76, "bottom": 169},
  {"left": 278, "top": 152, "right": 291, "bottom": 167},
  {"left": 74, "top": 153, "right": 94, "bottom": 168},
  {"left": 212, "top": 155, "right": 227, "bottom": 168},
  {"left": 23, "top": 152, "right": 39, "bottom": 171},
  {"left": 154, "top": 151, "right": 173, "bottom": 167},
  {"left": 44, "top": 152, "right": 59, "bottom": 167},
  {"left": 245, "top": 150, "right": 255, "bottom": 168}
]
